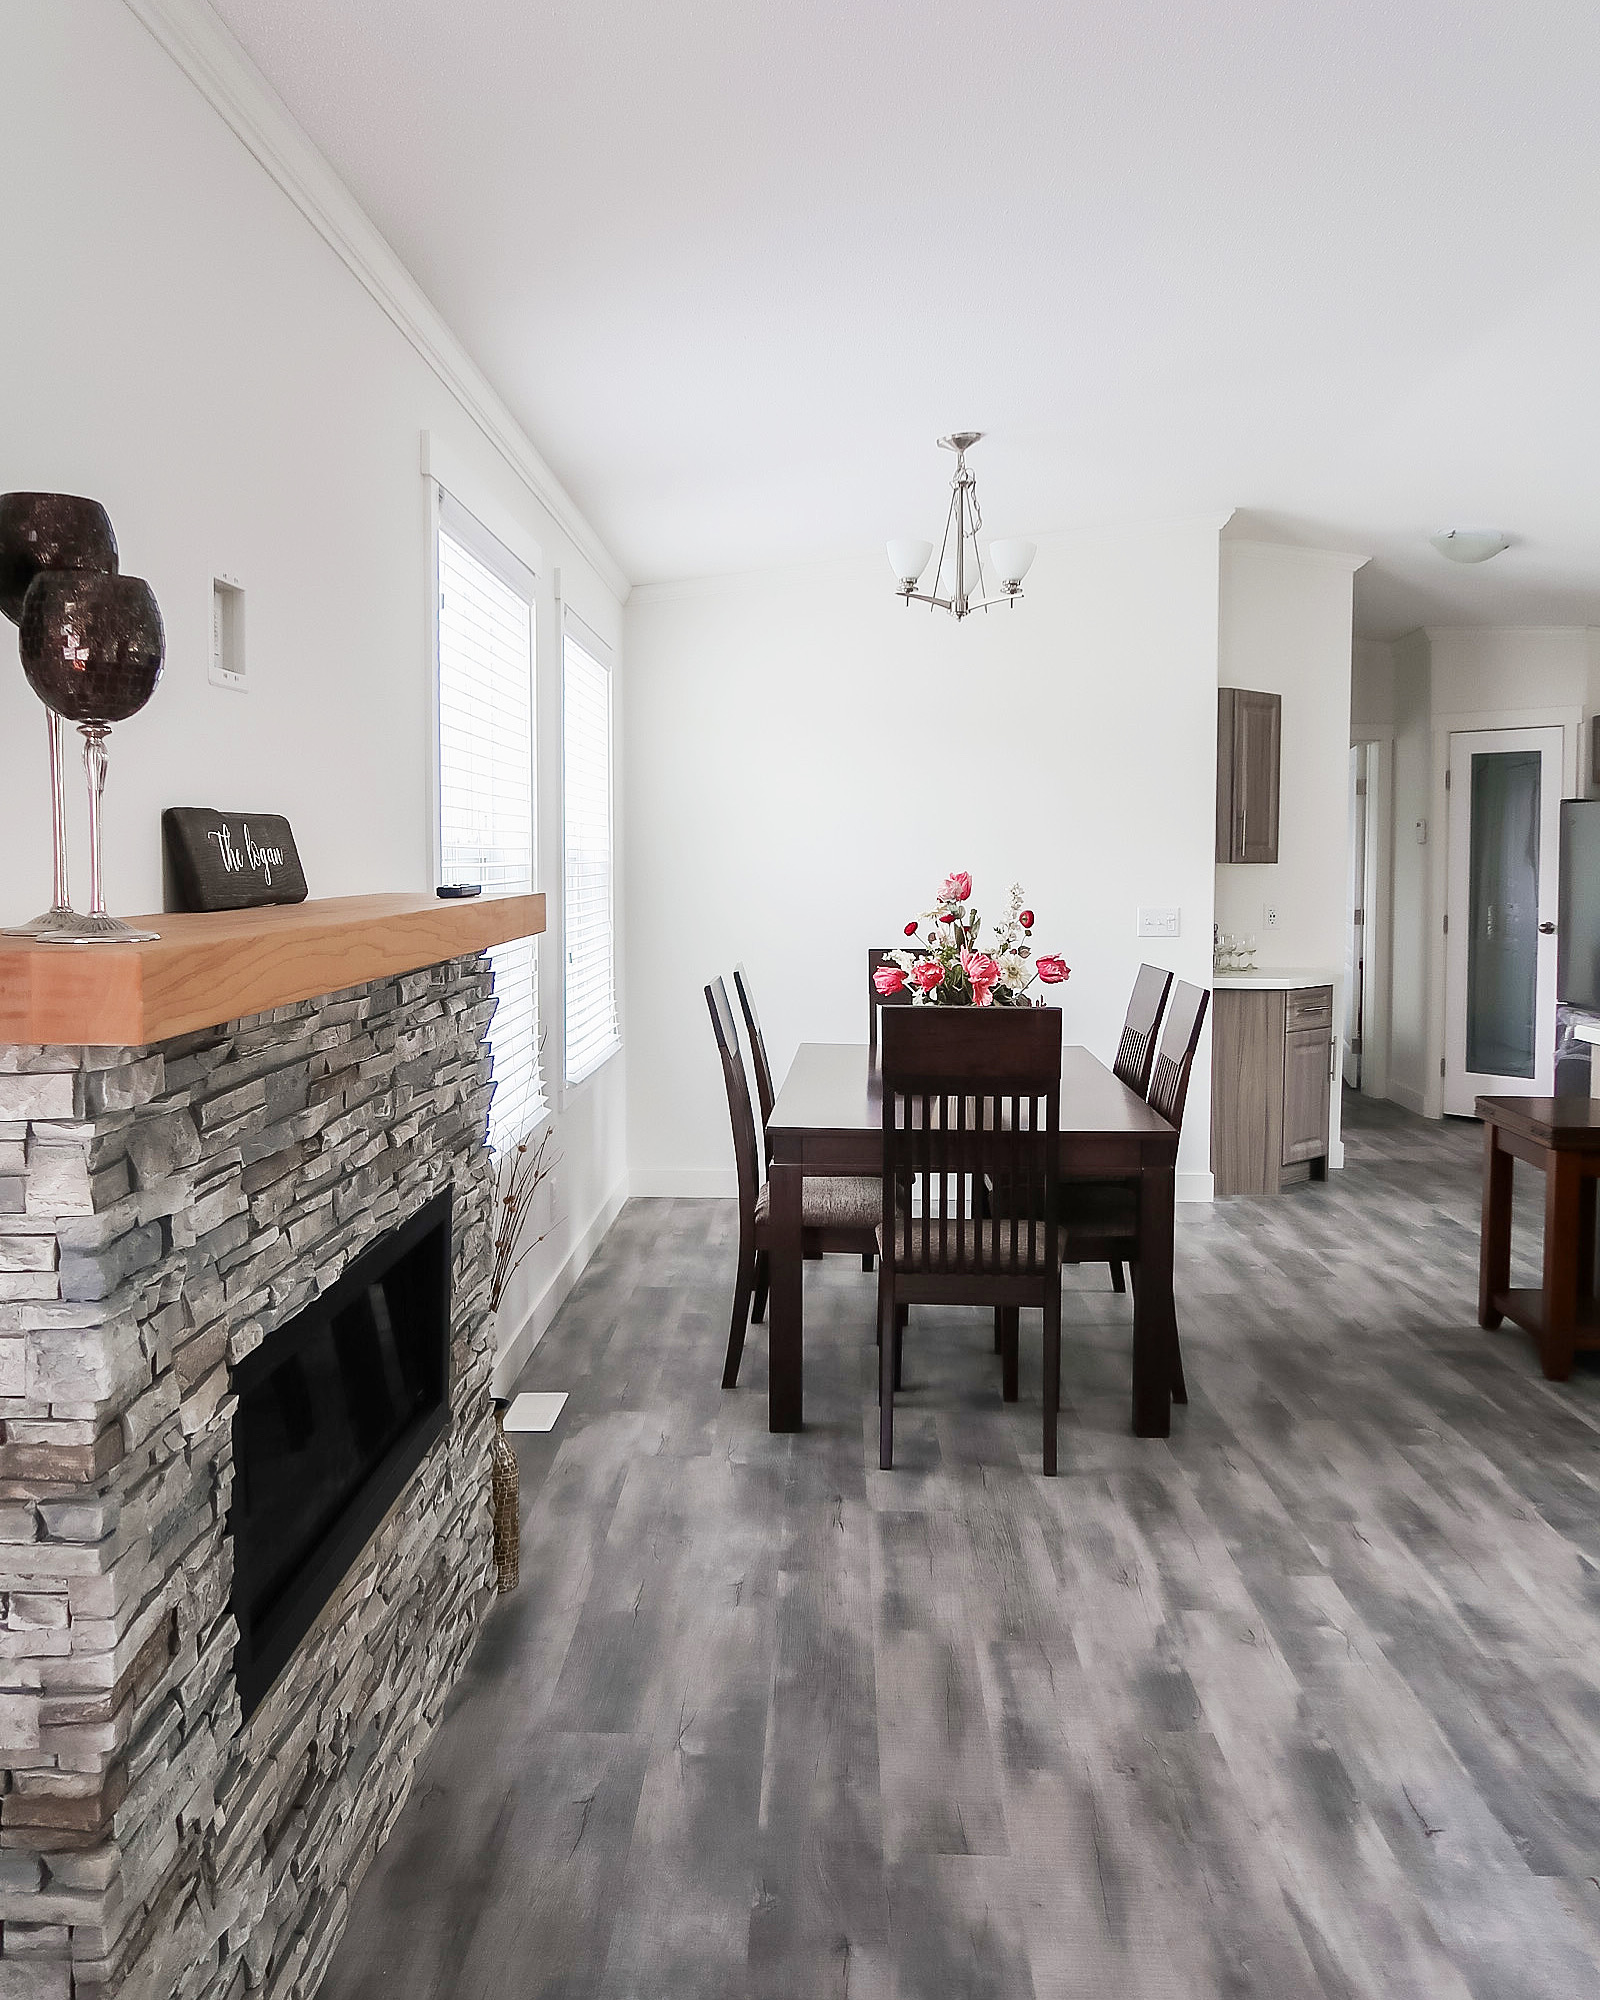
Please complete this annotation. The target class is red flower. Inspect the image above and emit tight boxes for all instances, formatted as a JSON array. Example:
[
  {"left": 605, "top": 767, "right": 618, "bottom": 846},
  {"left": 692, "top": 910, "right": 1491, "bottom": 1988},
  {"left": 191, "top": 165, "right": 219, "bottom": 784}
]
[
  {"left": 961, "top": 950, "right": 1002, "bottom": 1006},
  {"left": 1035, "top": 956, "right": 1070, "bottom": 984},
  {"left": 904, "top": 921, "right": 919, "bottom": 937},
  {"left": 1018, "top": 910, "right": 1034, "bottom": 929},
  {"left": 938, "top": 910, "right": 956, "bottom": 924},
  {"left": 874, "top": 965, "right": 908, "bottom": 997},
  {"left": 940, "top": 870, "right": 972, "bottom": 903},
  {"left": 910, "top": 960, "right": 944, "bottom": 994}
]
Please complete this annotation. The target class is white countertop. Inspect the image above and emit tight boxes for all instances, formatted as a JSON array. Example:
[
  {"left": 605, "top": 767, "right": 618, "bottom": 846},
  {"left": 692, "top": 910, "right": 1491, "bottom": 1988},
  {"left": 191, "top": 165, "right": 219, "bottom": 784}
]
[{"left": 1211, "top": 967, "right": 1339, "bottom": 992}]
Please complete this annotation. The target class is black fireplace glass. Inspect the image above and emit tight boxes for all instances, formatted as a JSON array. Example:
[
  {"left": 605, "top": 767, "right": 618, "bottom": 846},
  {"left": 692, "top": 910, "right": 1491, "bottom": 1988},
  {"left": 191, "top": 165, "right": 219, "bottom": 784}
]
[{"left": 229, "top": 1189, "right": 452, "bottom": 1717}]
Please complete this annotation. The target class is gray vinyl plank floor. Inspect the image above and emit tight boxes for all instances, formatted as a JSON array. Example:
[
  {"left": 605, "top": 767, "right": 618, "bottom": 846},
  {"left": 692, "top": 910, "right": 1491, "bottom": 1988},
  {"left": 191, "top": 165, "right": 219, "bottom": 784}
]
[{"left": 316, "top": 1094, "right": 1600, "bottom": 1999}]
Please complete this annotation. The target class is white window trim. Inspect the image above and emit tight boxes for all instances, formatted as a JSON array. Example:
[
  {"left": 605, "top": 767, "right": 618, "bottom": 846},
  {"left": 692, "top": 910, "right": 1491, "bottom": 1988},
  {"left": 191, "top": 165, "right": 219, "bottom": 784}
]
[{"left": 561, "top": 607, "right": 621, "bottom": 1091}]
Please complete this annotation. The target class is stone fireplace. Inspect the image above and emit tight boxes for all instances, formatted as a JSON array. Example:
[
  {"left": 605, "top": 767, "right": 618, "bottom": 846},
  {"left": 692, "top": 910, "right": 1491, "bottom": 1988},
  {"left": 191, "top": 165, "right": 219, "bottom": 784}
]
[{"left": 0, "top": 894, "right": 542, "bottom": 2000}]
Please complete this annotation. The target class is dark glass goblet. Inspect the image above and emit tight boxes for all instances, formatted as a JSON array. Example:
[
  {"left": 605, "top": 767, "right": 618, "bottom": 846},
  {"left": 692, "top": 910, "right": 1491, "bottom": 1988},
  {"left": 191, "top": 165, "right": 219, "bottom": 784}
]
[
  {"left": 0, "top": 493, "right": 119, "bottom": 938},
  {"left": 19, "top": 572, "right": 165, "bottom": 944}
]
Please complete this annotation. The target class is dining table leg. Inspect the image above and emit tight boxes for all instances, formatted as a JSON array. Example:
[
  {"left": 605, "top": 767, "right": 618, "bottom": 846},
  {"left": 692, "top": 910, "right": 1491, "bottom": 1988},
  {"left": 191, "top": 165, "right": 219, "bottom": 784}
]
[
  {"left": 1133, "top": 1161, "right": 1175, "bottom": 1438},
  {"left": 768, "top": 1157, "right": 805, "bottom": 1430}
]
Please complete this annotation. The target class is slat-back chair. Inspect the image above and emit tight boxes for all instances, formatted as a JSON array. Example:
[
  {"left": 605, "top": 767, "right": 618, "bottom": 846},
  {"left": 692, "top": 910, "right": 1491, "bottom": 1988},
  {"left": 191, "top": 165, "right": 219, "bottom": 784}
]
[
  {"left": 735, "top": 961, "right": 877, "bottom": 1271},
  {"left": 733, "top": 963, "right": 777, "bottom": 1163},
  {"left": 1104, "top": 962, "right": 1174, "bottom": 1292},
  {"left": 867, "top": 947, "right": 916, "bottom": 1058},
  {"left": 877, "top": 1006, "right": 1064, "bottom": 1474},
  {"left": 706, "top": 978, "right": 881, "bottom": 1390},
  {"left": 1060, "top": 978, "right": 1209, "bottom": 1404},
  {"left": 1115, "top": 963, "right": 1174, "bottom": 1096}
]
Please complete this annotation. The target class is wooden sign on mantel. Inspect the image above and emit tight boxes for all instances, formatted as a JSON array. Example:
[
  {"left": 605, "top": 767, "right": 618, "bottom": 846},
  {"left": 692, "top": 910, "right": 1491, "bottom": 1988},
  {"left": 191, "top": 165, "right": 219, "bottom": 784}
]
[{"left": 162, "top": 807, "right": 308, "bottom": 912}]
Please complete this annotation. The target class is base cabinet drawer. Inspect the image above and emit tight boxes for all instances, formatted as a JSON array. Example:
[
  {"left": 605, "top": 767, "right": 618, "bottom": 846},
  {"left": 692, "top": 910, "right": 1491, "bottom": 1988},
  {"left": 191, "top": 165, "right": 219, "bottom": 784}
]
[{"left": 1282, "top": 1025, "right": 1332, "bottom": 1165}]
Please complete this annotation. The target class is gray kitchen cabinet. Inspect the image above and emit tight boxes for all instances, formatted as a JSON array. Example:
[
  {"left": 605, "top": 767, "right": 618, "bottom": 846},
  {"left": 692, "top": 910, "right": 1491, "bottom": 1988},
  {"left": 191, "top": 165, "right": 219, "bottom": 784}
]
[{"left": 1216, "top": 688, "right": 1281, "bottom": 864}]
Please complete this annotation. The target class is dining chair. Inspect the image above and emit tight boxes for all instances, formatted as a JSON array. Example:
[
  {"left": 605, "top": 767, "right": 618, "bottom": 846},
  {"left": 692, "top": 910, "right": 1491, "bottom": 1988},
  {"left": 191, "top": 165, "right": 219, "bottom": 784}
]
[
  {"left": 735, "top": 961, "right": 878, "bottom": 1271},
  {"left": 1106, "top": 962, "right": 1174, "bottom": 1292},
  {"left": 867, "top": 947, "right": 915, "bottom": 1058},
  {"left": 1059, "top": 978, "right": 1209, "bottom": 1403},
  {"left": 1114, "top": 963, "right": 1174, "bottom": 1096},
  {"left": 706, "top": 978, "right": 882, "bottom": 1389},
  {"left": 877, "top": 1006, "right": 1064, "bottom": 1474}
]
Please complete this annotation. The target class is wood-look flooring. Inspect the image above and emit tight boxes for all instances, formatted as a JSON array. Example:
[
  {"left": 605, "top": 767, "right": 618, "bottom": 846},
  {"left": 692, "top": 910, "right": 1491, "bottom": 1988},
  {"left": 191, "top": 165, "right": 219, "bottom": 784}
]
[{"left": 316, "top": 1094, "right": 1600, "bottom": 1999}]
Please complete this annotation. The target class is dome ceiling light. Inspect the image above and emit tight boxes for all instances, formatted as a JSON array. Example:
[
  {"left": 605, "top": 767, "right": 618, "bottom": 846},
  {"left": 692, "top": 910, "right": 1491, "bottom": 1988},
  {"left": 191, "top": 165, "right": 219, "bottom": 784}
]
[
  {"left": 887, "top": 433, "right": 1035, "bottom": 619},
  {"left": 1429, "top": 528, "right": 1512, "bottom": 565}
]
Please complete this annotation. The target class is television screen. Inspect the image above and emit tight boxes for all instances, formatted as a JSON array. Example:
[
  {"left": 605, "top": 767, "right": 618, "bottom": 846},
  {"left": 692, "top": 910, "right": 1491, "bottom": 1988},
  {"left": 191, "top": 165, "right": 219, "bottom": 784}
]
[{"left": 1558, "top": 800, "right": 1600, "bottom": 1012}]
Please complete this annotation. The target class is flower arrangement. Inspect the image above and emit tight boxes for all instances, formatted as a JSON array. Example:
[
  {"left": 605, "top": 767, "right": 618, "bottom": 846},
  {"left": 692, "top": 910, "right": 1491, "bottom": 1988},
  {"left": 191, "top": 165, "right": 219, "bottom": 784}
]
[{"left": 876, "top": 871, "right": 1069, "bottom": 1007}]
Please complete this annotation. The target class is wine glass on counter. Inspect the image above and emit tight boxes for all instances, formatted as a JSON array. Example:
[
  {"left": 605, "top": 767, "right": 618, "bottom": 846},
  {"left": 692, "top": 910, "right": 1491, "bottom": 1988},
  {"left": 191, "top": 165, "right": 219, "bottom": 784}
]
[
  {"left": 18, "top": 570, "right": 165, "bottom": 943},
  {"left": 0, "top": 493, "right": 119, "bottom": 938}
]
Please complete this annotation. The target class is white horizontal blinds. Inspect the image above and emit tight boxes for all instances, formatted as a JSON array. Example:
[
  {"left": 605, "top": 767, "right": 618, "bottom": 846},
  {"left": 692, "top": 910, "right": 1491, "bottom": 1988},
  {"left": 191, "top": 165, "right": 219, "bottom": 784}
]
[
  {"left": 436, "top": 499, "right": 545, "bottom": 1145},
  {"left": 563, "top": 620, "right": 620, "bottom": 1083}
]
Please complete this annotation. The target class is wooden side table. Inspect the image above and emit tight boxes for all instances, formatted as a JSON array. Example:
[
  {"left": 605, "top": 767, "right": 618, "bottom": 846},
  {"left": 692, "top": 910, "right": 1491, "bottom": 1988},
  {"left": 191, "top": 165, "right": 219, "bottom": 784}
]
[{"left": 1477, "top": 1094, "right": 1600, "bottom": 1379}]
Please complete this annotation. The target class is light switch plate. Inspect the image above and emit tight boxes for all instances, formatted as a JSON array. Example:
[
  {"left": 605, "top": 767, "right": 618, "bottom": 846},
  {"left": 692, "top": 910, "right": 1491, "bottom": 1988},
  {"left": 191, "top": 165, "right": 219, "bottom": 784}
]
[{"left": 1137, "top": 906, "right": 1180, "bottom": 938}]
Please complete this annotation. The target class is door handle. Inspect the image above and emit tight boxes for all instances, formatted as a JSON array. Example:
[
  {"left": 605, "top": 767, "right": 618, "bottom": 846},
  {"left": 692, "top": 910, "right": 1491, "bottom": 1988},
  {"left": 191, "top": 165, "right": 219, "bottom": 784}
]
[{"left": 1539, "top": 921, "right": 1557, "bottom": 934}]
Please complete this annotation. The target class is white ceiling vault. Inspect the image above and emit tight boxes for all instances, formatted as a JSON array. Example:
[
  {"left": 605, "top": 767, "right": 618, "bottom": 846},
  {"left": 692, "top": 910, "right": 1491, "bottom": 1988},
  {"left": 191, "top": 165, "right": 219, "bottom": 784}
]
[{"left": 206, "top": 0, "right": 1600, "bottom": 636}]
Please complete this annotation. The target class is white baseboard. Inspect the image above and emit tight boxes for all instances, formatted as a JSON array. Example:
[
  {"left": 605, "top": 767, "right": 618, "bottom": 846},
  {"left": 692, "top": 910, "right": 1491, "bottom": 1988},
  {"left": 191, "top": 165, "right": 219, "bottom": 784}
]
[
  {"left": 1176, "top": 1170, "right": 1213, "bottom": 1204},
  {"left": 628, "top": 1169, "right": 737, "bottom": 1198},
  {"left": 1388, "top": 1083, "right": 1427, "bottom": 1116},
  {"left": 491, "top": 1175, "right": 629, "bottom": 1397},
  {"left": 1329, "top": 1139, "right": 1345, "bottom": 1171}
]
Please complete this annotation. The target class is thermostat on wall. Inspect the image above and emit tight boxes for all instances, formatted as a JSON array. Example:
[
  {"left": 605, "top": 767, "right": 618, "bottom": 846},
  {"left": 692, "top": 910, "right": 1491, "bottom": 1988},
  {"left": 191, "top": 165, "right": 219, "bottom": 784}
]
[{"left": 210, "top": 575, "right": 246, "bottom": 691}]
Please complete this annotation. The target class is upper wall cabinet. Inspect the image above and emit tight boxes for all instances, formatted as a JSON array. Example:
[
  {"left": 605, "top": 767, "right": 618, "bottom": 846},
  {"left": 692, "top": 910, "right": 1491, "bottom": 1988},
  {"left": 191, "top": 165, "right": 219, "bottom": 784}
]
[{"left": 1216, "top": 687, "right": 1281, "bottom": 864}]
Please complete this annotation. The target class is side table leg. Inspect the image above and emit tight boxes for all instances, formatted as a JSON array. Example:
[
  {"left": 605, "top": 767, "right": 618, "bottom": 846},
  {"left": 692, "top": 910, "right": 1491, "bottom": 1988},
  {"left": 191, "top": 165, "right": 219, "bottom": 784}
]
[
  {"left": 1478, "top": 1122, "right": 1510, "bottom": 1331},
  {"left": 1541, "top": 1152, "right": 1581, "bottom": 1382}
]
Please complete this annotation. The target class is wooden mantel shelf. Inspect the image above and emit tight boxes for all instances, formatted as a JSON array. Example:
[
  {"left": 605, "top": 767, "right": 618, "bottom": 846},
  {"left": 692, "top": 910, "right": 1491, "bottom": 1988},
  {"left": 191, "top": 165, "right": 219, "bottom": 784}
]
[{"left": 0, "top": 892, "right": 545, "bottom": 1049}]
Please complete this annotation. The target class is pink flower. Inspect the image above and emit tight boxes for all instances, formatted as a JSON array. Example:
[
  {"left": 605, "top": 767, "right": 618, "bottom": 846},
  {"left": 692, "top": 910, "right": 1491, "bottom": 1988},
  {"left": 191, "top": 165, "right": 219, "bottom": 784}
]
[
  {"left": 903, "top": 921, "right": 919, "bottom": 937},
  {"left": 910, "top": 959, "right": 944, "bottom": 994},
  {"left": 1018, "top": 909, "right": 1034, "bottom": 930},
  {"left": 874, "top": 965, "right": 908, "bottom": 997},
  {"left": 962, "top": 950, "right": 1002, "bottom": 1006},
  {"left": 1035, "top": 956, "right": 1070, "bottom": 985},
  {"left": 940, "top": 870, "right": 972, "bottom": 904}
]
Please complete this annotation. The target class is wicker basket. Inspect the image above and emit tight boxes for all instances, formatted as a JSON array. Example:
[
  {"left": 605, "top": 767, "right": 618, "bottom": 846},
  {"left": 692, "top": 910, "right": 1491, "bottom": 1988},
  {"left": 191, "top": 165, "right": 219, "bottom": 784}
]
[{"left": 490, "top": 1404, "right": 520, "bottom": 1593}]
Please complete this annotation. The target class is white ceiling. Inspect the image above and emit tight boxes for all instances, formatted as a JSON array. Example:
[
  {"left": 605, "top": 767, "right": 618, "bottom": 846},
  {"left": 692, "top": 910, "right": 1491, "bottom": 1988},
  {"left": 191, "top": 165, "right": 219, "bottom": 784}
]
[{"left": 209, "top": 0, "right": 1600, "bottom": 635}]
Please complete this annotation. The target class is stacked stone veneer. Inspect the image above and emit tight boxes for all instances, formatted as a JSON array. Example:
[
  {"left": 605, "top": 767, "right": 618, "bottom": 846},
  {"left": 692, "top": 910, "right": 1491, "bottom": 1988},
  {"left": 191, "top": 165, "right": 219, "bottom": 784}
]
[{"left": 0, "top": 956, "right": 501, "bottom": 2000}]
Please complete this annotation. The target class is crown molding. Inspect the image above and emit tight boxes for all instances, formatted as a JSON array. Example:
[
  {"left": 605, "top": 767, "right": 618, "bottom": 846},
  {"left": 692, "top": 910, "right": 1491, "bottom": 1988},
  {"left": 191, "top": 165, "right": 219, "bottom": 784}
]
[
  {"left": 1222, "top": 537, "right": 1369, "bottom": 573},
  {"left": 121, "top": 0, "right": 631, "bottom": 604}
]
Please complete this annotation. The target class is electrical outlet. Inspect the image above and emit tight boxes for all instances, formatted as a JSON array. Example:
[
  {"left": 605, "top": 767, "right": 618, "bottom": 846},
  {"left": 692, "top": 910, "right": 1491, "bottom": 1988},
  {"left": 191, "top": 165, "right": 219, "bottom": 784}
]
[
  {"left": 1136, "top": 906, "right": 1181, "bottom": 939},
  {"left": 1263, "top": 905, "right": 1280, "bottom": 930}
]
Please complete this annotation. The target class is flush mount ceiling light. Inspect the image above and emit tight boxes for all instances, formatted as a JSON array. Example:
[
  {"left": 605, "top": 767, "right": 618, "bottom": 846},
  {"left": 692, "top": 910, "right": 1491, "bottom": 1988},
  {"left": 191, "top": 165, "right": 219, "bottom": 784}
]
[
  {"left": 887, "top": 433, "right": 1035, "bottom": 618},
  {"left": 1429, "top": 527, "right": 1512, "bottom": 565}
]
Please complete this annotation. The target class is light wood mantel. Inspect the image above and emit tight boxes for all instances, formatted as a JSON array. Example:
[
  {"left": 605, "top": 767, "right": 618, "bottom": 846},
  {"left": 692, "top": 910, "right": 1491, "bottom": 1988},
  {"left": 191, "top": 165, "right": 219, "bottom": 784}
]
[{"left": 0, "top": 892, "right": 544, "bottom": 1048}]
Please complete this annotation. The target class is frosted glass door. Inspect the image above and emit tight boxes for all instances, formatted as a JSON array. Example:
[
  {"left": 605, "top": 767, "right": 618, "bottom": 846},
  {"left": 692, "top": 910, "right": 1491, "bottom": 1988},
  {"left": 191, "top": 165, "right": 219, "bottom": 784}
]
[
  {"left": 1443, "top": 725, "right": 1564, "bottom": 1115},
  {"left": 1465, "top": 750, "right": 1540, "bottom": 1077}
]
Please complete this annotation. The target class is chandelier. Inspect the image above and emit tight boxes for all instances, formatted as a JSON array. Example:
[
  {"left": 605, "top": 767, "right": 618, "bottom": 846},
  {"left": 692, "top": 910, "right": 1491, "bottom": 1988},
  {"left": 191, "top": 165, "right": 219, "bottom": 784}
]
[{"left": 886, "top": 432, "right": 1035, "bottom": 619}]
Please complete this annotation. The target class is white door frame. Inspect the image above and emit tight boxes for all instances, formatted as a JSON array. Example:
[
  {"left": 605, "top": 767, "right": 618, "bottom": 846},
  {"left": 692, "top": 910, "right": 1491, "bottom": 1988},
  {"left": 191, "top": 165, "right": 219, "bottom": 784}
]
[
  {"left": 1349, "top": 730, "right": 1393, "bottom": 1100},
  {"left": 1441, "top": 723, "right": 1566, "bottom": 1115},
  {"left": 1425, "top": 705, "right": 1579, "bottom": 1119}
]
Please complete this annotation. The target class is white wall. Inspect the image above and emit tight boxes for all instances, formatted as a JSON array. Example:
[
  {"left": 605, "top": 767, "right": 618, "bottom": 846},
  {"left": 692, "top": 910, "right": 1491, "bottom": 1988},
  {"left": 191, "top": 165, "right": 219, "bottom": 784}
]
[
  {"left": 623, "top": 519, "right": 1224, "bottom": 1200},
  {"left": 2, "top": 2, "right": 628, "bottom": 1383},
  {"left": 1214, "top": 540, "right": 1362, "bottom": 1163}
]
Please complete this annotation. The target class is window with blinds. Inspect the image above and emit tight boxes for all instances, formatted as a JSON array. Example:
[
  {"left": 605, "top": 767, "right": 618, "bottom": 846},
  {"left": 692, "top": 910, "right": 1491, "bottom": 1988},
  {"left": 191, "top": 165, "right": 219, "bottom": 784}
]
[
  {"left": 436, "top": 504, "right": 545, "bottom": 1146},
  {"left": 563, "top": 622, "right": 620, "bottom": 1084}
]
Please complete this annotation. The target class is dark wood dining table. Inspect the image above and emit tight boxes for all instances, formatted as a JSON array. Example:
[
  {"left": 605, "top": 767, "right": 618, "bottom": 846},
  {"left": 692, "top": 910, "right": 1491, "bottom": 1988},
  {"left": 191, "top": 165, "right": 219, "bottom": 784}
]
[{"left": 765, "top": 1042, "right": 1182, "bottom": 1438}]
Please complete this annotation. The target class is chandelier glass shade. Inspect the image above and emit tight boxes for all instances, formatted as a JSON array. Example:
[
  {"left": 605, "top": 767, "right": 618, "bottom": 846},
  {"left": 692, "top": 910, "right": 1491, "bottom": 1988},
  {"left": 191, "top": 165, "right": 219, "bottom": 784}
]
[{"left": 886, "top": 434, "right": 1034, "bottom": 618}]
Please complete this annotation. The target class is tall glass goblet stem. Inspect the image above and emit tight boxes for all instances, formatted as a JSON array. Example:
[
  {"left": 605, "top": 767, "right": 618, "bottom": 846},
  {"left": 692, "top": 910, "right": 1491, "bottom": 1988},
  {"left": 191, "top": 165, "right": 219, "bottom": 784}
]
[
  {"left": 47, "top": 710, "right": 72, "bottom": 915},
  {"left": 82, "top": 725, "right": 109, "bottom": 919}
]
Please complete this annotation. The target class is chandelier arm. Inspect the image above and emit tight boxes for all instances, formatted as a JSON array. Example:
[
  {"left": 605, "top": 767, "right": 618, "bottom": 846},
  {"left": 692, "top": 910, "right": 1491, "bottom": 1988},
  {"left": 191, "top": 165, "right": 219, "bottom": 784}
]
[{"left": 929, "top": 483, "right": 959, "bottom": 614}]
